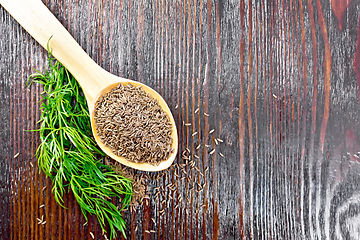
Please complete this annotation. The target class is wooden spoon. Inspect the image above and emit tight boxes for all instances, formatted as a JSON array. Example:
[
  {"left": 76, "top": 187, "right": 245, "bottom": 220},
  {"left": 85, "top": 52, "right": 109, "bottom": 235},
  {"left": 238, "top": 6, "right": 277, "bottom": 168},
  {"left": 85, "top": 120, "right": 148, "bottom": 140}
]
[{"left": 1, "top": 0, "right": 178, "bottom": 171}]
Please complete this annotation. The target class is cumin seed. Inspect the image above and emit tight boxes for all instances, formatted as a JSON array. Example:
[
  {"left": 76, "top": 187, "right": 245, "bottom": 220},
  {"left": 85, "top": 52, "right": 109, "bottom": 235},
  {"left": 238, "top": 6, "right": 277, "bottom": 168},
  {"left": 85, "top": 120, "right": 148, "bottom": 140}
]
[{"left": 94, "top": 83, "right": 174, "bottom": 166}]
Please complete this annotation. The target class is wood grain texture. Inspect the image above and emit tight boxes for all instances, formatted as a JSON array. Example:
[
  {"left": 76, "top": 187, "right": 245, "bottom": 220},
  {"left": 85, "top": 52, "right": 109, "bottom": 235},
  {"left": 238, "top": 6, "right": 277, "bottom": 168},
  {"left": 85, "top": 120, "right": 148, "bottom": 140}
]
[{"left": 1, "top": 0, "right": 360, "bottom": 239}]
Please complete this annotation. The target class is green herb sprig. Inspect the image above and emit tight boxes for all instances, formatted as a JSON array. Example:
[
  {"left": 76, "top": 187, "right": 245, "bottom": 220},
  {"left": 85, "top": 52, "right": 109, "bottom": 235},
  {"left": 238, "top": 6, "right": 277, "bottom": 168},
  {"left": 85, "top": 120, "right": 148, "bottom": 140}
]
[{"left": 28, "top": 50, "right": 133, "bottom": 239}]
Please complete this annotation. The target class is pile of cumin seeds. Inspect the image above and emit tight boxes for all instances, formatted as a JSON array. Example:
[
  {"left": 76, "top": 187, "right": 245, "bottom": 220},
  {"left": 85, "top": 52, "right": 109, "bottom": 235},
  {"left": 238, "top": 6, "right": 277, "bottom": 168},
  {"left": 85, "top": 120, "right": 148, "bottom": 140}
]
[
  {"left": 106, "top": 158, "right": 147, "bottom": 206},
  {"left": 94, "top": 83, "right": 174, "bottom": 165}
]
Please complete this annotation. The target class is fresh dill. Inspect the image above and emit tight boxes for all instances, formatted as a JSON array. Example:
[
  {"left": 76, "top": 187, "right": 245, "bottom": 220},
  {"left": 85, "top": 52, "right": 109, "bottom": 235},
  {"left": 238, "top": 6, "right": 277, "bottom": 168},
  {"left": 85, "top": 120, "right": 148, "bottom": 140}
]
[{"left": 28, "top": 50, "right": 133, "bottom": 239}]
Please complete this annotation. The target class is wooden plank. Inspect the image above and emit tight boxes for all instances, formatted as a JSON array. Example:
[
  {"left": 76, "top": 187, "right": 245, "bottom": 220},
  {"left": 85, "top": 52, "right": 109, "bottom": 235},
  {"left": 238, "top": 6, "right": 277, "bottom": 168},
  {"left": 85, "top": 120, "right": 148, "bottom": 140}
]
[{"left": 1, "top": 0, "right": 360, "bottom": 239}]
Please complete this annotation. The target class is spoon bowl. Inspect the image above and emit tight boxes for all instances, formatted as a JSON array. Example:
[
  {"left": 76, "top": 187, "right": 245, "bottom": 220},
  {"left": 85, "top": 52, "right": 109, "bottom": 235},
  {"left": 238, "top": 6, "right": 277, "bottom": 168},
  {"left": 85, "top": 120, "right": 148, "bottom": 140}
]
[
  {"left": 90, "top": 81, "right": 178, "bottom": 171},
  {"left": 1, "top": 0, "right": 178, "bottom": 171}
]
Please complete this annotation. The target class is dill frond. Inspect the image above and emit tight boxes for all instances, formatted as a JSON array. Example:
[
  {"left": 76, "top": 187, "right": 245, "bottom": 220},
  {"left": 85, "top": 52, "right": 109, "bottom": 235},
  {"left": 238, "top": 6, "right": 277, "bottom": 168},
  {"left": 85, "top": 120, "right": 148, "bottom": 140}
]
[{"left": 29, "top": 54, "right": 132, "bottom": 239}]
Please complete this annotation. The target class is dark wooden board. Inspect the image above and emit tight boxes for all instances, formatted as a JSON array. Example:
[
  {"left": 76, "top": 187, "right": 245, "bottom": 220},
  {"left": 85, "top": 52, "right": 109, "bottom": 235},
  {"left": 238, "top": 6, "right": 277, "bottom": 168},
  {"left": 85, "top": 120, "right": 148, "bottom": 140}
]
[{"left": 1, "top": 0, "right": 360, "bottom": 239}]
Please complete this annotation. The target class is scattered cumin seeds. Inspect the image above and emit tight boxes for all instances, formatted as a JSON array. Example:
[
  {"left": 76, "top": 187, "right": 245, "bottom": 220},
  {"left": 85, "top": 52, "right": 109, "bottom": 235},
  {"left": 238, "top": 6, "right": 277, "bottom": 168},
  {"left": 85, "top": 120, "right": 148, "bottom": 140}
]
[
  {"left": 196, "top": 144, "right": 201, "bottom": 150},
  {"left": 41, "top": 221, "right": 46, "bottom": 225},
  {"left": 192, "top": 132, "right": 198, "bottom": 137},
  {"left": 209, "top": 149, "right": 215, "bottom": 155},
  {"left": 135, "top": 226, "right": 138, "bottom": 232},
  {"left": 13, "top": 153, "right": 19, "bottom": 158},
  {"left": 150, "top": 230, "right": 156, "bottom": 233},
  {"left": 30, "top": 162, "right": 33, "bottom": 167},
  {"left": 209, "top": 129, "right": 214, "bottom": 134},
  {"left": 175, "top": 104, "right": 178, "bottom": 109},
  {"left": 195, "top": 108, "right": 199, "bottom": 113},
  {"left": 145, "top": 230, "right": 150, "bottom": 234},
  {"left": 39, "top": 205, "right": 44, "bottom": 208},
  {"left": 90, "top": 232, "right": 94, "bottom": 239},
  {"left": 94, "top": 83, "right": 174, "bottom": 166},
  {"left": 185, "top": 123, "right": 191, "bottom": 126},
  {"left": 219, "top": 152, "right": 224, "bottom": 157},
  {"left": 214, "top": 138, "right": 218, "bottom": 145},
  {"left": 217, "top": 138, "right": 223, "bottom": 143},
  {"left": 204, "top": 112, "right": 209, "bottom": 116}
]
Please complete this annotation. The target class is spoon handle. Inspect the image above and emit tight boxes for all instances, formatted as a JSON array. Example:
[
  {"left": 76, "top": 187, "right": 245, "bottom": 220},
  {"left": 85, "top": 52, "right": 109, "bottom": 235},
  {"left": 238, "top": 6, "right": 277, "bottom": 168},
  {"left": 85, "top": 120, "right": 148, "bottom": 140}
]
[{"left": 1, "top": 0, "right": 109, "bottom": 102}]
